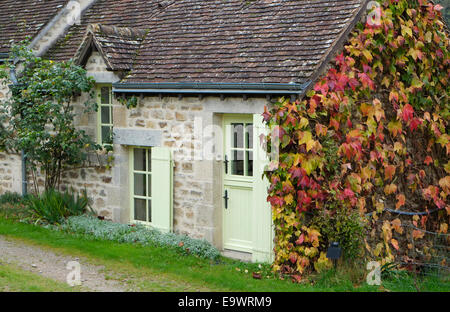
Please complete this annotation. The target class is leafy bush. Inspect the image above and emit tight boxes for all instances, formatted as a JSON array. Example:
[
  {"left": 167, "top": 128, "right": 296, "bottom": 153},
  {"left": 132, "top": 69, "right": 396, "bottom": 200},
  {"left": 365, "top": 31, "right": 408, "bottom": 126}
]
[
  {"left": 0, "top": 42, "right": 102, "bottom": 192},
  {"left": 60, "top": 215, "right": 221, "bottom": 260},
  {"left": 28, "top": 189, "right": 93, "bottom": 224},
  {"left": 311, "top": 207, "right": 367, "bottom": 260}
]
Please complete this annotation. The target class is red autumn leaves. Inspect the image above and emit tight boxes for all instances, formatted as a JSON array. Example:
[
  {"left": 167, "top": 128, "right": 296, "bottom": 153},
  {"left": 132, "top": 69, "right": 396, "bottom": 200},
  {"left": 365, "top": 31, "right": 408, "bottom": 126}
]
[{"left": 265, "top": 0, "right": 449, "bottom": 275}]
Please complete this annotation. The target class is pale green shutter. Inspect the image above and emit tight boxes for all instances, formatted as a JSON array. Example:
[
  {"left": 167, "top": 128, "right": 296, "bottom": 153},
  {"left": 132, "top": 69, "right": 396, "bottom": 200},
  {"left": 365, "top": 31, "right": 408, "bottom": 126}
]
[
  {"left": 252, "top": 114, "right": 274, "bottom": 263},
  {"left": 151, "top": 147, "right": 173, "bottom": 232}
]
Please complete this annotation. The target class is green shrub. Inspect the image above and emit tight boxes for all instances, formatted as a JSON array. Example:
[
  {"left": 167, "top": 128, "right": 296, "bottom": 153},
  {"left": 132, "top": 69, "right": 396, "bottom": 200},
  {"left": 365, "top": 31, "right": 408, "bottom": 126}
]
[
  {"left": 59, "top": 215, "right": 221, "bottom": 260},
  {"left": 28, "top": 189, "right": 93, "bottom": 224},
  {"left": 311, "top": 260, "right": 368, "bottom": 289},
  {"left": 0, "top": 192, "right": 32, "bottom": 220},
  {"left": 0, "top": 192, "right": 24, "bottom": 205},
  {"left": 312, "top": 207, "right": 367, "bottom": 260}
]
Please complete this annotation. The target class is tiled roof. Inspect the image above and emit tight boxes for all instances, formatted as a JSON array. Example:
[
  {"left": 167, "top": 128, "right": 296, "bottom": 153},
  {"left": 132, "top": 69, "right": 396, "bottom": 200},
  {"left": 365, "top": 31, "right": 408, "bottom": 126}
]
[
  {"left": 45, "top": 0, "right": 365, "bottom": 84},
  {"left": 74, "top": 24, "right": 147, "bottom": 71},
  {"left": 127, "top": 0, "right": 365, "bottom": 84},
  {"left": 0, "top": 0, "right": 68, "bottom": 53},
  {"left": 46, "top": 0, "right": 166, "bottom": 61}
]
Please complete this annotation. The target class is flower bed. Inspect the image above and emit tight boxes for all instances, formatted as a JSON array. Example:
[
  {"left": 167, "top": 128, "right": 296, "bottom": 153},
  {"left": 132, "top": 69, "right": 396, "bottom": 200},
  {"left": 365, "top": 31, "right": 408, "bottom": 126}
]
[{"left": 58, "top": 215, "right": 221, "bottom": 260}]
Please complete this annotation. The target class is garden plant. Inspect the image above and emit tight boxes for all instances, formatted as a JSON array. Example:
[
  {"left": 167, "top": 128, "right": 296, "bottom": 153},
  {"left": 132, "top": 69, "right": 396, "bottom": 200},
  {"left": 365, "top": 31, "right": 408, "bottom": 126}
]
[{"left": 0, "top": 41, "right": 103, "bottom": 192}]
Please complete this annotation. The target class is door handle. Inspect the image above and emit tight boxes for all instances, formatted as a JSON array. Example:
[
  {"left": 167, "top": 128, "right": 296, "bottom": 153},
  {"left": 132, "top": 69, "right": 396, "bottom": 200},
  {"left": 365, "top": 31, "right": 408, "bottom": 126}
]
[
  {"left": 223, "top": 190, "right": 229, "bottom": 209},
  {"left": 224, "top": 155, "right": 229, "bottom": 174}
]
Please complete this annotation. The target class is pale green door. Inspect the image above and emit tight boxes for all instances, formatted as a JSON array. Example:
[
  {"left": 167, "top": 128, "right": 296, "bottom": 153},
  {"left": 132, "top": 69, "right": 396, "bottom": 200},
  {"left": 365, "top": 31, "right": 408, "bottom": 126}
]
[{"left": 223, "top": 115, "right": 254, "bottom": 253}]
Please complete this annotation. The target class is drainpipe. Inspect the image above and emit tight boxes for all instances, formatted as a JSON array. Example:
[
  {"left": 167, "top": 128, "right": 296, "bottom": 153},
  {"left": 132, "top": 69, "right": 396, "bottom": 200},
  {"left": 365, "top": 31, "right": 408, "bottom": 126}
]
[
  {"left": 9, "top": 65, "right": 28, "bottom": 196},
  {"left": 21, "top": 150, "right": 27, "bottom": 196}
]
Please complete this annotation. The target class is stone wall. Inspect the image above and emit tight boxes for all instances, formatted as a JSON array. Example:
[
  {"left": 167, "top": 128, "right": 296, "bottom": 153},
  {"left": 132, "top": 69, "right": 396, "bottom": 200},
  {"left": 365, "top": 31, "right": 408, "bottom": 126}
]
[
  {"left": 120, "top": 94, "right": 269, "bottom": 245},
  {"left": 0, "top": 49, "right": 272, "bottom": 250},
  {"left": 124, "top": 96, "right": 213, "bottom": 240},
  {"left": 0, "top": 82, "right": 270, "bottom": 248},
  {"left": 0, "top": 78, "right": 23, "bottom": 195},
  {"left": 0, "top": 153, "right": 22, "bottom": 195}
]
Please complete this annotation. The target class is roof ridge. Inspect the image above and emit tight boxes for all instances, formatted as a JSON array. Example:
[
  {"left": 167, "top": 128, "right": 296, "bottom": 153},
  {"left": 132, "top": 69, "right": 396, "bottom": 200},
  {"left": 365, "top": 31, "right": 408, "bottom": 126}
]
[{"left": 89, "top": 24, "right": 148, "bottom": 39}]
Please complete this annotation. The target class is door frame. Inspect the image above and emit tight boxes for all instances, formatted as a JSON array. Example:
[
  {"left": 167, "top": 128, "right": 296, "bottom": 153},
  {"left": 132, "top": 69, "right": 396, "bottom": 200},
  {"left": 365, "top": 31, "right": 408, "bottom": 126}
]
[
  {"left": 220, "top": 113, "right": 274, "bottom": 262},
  {"left": 222, "top": 114, "right": 255, "bottom": 254}
]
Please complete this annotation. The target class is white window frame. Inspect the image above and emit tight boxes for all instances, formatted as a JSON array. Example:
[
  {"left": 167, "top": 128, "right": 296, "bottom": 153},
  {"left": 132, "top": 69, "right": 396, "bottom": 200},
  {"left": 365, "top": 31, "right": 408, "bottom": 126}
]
[
  {"left": 129, "top": 147, "right": 153, "bottom": 225},
  {"left": 97, "top": 84, "right": 113, "bottom": 146}
]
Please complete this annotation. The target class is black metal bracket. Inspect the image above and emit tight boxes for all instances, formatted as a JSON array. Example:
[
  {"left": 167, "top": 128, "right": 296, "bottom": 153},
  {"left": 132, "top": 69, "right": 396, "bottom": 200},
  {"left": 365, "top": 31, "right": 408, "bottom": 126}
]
[
  {"left": 224, "top": 155, "right": 229, "bottom": 174},
  {"left": 223, "top": 190, "right": 229, "bottom": 209}
]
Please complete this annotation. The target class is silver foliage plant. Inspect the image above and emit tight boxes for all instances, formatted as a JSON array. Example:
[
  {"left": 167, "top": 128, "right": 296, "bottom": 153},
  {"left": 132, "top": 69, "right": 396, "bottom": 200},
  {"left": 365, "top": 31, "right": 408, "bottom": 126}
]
[{"left": 59, "top": 215, "right": 221, "bottom": 260}]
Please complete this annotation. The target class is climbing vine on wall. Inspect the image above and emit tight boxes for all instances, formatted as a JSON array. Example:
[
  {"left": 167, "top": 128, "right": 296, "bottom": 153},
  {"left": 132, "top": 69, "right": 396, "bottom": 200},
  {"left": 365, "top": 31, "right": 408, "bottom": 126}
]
[{"left": 263, "top": 0, "right": 449, "bottom": 278}]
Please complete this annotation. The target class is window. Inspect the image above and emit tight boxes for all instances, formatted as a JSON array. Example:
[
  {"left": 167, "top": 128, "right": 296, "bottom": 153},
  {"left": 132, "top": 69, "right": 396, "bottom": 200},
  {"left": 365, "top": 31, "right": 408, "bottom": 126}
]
[
  {"left": 131, "top": 148, "right": 152, "bottom": 223},
  {"left": 230, "top": 123, "right": 253, "bottom": 176},
  {"left": 130, "top": 147, "right": 173, "bottom": 232},
  {"left": 97, "top": 86, "right": 113, "bottom": 146}
]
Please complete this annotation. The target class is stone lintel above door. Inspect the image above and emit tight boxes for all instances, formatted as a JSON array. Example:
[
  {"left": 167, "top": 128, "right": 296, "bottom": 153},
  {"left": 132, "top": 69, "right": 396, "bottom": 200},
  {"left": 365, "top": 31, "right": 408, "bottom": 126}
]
[{"left": 113, "top": 128, "right": 162, "bottom": 147}]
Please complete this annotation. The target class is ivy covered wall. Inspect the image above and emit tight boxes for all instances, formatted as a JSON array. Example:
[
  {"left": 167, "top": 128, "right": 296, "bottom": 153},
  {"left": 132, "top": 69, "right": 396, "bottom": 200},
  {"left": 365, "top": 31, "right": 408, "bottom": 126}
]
[{"left": 263, "top": 0, "right": 449, "bottom": 277}]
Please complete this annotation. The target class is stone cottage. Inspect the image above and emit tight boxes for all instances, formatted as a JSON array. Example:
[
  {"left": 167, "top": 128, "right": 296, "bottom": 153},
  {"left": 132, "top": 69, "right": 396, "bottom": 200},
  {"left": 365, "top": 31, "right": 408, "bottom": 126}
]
[{"left": 0, "top": 0, "right": 369, "bottom": 262}]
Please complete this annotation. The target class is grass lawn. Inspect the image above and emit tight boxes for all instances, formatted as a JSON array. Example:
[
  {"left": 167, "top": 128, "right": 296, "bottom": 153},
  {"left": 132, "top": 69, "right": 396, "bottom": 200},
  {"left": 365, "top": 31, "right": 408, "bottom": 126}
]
[
  {"left": 0, "top": 262, "right": 80, "bottom": 292},
  {"left": 0, "top": 217, "right": 448, "bottom": 292}
]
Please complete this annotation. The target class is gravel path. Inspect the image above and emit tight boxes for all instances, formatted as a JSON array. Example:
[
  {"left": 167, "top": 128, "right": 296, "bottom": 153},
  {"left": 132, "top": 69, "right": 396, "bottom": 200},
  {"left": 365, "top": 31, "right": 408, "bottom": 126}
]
[{"left": 0, "top": 236, "right": 128, "bottom": 292}]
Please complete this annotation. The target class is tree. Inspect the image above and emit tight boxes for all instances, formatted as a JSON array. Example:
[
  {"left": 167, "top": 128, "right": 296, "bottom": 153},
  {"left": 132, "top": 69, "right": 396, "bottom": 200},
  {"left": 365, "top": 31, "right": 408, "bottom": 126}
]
[{"left": 0, "top": 42, "right": 102, "bottom": 192}]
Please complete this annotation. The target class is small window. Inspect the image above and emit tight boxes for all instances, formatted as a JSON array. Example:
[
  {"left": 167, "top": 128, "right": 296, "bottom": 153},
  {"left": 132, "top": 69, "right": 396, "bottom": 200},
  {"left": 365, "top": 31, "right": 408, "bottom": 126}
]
[
  {"left": 230, "top": 123, "right": 253, "bottom": 176},
  {"left": 97, "top": 86, "right": 113, "bottom": 146},
  {"left": 130, "top": 147, "right": 173, "bottom": 231},
  {"left": 132, "top": 148, "right": 152, "bottom": 223}
]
